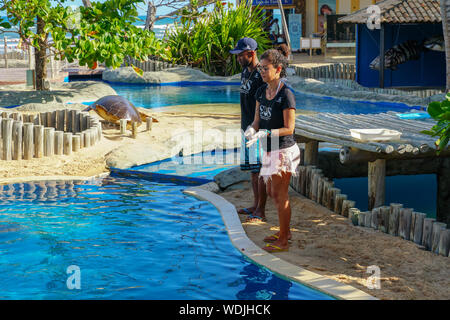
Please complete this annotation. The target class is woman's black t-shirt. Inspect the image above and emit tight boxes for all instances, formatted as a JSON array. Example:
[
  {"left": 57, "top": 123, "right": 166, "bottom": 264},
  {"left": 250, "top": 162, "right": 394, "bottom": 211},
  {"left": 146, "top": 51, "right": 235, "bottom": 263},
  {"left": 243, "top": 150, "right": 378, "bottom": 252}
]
[{"left": 255, "top": 83, "right": 296, "bottom": 152}]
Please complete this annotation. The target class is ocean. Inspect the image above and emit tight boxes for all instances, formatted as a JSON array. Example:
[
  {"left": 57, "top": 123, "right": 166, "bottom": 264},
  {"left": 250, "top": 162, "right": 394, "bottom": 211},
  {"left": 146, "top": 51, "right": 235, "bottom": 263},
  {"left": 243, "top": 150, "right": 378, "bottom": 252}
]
[{"left": 0, "top": 15, "right": 176, "bottom": 52}]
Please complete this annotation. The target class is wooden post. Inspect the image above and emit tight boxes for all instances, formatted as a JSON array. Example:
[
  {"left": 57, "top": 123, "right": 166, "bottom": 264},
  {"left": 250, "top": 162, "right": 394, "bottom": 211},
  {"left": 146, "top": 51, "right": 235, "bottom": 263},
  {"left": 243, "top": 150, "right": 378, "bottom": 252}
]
[
  {"left": 131, "top": 122, "right": 138, "bottom": 139},
  {"left": 310, "top": 169, "right": 321, "bottom": 201},
  {"left": 399, "top": 208, "right": 412, "bottom": 240},
  {"left": 74, "top": 110, "right": 80, "bottom": 133},
  {"left": 34, "top": 125, "right": 44, "bottom": 158},
  {"left": 431, "top": 222, "right": 447, "bottom": 254},
  {"left": 438, "top": 229, "right": 450, "bottom": 256},
  {"left": 2, "top": 118, "right": 13, "bottom": 160},
  {"left": 334, "top": 194, "right": 347, "bottom": 214},
  {"left": 349, "top": 208, "right": 360, "bottom": 226},
  {"left": 298, "top": 166, "right": 306, "bottom": 195},
  {"left": 78, "top": 133, "right": 84, "bottom": 148},
  {"left": 44, "top": 127, "right": 54, "bottom": 157},
  {"left": 146, "top": 117, "right": 153, "bottom": 131},
  {"left": 371, "top": 207, "right": 379, "bottom": 229},
  {"left": 413, "top": 212, "right": 426, "bottom": 245},
  {"left": 378, "top": 206, "right": 390, "bottom": 233},
  {"left": 422, "top": 218, "right": 436, "bottom": 250},
  {"left": 304, "top": 141, "right": 318, "bottom": 165},
  {"left": 84, "top": 130, "right": 91, "bottom": 148},
  {"left": 72, "top": 135, "right": 80, "bottom": 152},
  {"left": 46, "top": 112, "right": 53, "bottom": 128},
  {"left": 63, "top": 132, "right": 72, "bottom": 155},
  {"left": 66, "top": 109, "right": 72, "bottom": 133},
  {"left": 327, "top": 187, "right": 340, "bottom": 211},
  {"left": 54, "top": 131, "right": 63, "bottom": 155},
  {"left": 3, "top": 36, "right": 7, "bottom": 69},
  {"left": 363, "top": 211, "right": 371, "bottom": 228},
  {"left": 368, "top": 159, "right": 385, "bottom": 210},
  {"left": 341, "top": 200, "right": 355, "bottom": 217},
  {"left": 23, "top": 123, "right": 34, "bottom": 160},
  {"left": 316, "top": 176, "right": 324, "bottom": 204},
  {"left": 120, "top": 119, "right": 127, "bottom": 134},
  {"left": 12, "top": 120, "right": 22, "bottom": 160},
  {"left": 57, "top": 110, "right": 65, "bottom": 132},
  {"left": 305, "top": 165, "right": 315, "bottom": 198},
  {"left": 379, "top": 24, "right": 385, "bottom": 88},
  {"left": 389, "top": 203, "right": 402, "bottom": 236},
  {"left": 437, "top": 158, "right": 450, "bottom": 226}
]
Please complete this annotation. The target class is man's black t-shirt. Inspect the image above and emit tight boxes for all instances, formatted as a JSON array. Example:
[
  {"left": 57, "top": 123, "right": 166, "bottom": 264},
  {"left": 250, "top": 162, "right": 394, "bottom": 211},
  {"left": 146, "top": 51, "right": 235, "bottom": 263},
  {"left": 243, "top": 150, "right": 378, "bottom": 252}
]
[
  {"left": 240, "top": 67, "right": 264, "bottom": 130},
  {"left": 255, "top": 83, "right": 296, "bottom": 152}
]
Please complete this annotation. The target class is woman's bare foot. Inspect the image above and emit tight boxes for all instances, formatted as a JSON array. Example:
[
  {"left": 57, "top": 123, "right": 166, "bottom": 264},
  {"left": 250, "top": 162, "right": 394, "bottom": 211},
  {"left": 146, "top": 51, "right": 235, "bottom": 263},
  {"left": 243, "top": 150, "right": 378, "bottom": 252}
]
[
  {"left": 263, "top": 231, "right": 292, "bottom": 243},
  {"left": 238, "top": 207, "right": 255, "bottom": 215}
]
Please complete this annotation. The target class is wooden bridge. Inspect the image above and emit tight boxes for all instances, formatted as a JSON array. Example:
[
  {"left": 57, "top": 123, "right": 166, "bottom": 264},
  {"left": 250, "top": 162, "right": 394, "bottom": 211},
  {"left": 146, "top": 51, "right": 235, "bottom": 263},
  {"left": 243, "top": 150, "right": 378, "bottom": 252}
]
[{"left": 294, "top": 111, "right": 450, "bottom": 224}]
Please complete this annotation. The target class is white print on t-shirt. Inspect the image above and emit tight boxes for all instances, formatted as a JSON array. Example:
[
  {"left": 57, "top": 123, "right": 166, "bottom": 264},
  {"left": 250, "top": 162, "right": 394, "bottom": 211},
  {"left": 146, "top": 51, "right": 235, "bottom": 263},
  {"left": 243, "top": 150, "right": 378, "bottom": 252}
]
[
  {"left": 240, "top": 78, "right": 252, "bottom": 94},
  {"left": 259, "top": 103, "right": 272, "bottom": 120}
]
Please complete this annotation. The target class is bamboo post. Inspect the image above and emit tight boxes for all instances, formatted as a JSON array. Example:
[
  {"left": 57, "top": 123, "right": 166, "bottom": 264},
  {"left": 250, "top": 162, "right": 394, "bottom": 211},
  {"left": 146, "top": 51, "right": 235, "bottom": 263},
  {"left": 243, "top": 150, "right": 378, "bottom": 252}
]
[
  {"left": 348, "top": 208, "right": 360, "bottom": 226},
  {"left": 399, "top": 208, "right": 413, "bottom": 240},
  {"left": 146, "top": 117, "right": 153, "bottom": 131},
  {"left": 341, "top": 200, "right": 355, "bottom": 218},
  {"left": 422, "top": 218, "right": 436, "bottom": 250},
  {"left": 438, "top": 229, "right": 450, "bottom": 256},
  {"left": 334, "top": 194, "right": 347, "bottom": 214},
  {"left": 63, "top": 132, "right": 72, "bottom": 155},
  {"left": 120, "top": 119, "right": 127, "bottom": 134},
  {"left": 413, "top": 212, "right": 426, "bottom": 245},
  {"left": 2, "top": 118, "right": 13, "bottom": 160},
  {"left": 12, "top": 120, "right": 22, "bottom": 160},
  {"left": 54, "top": 131, "right": 63, "bottom": 155},
  {"left": 44, "top": 127, "right": 55, "bottom": 157},
  {"left": 431, "top": 222, "right": 447, "bottom": 254},
  {"left": 23, "top": 123, "right": 34, "bottom": 160},
  {"left": 131, "top": 121, "right": 138, "bottom": 139},
  {"left": 34, "top": 125, "right": 44, "bottom": 158},
  {"left": 378, "top": 206, "right": 390, "bottom": 233},
  {"left": 389, "top": 203, "right": 403, "bottom": 236}
]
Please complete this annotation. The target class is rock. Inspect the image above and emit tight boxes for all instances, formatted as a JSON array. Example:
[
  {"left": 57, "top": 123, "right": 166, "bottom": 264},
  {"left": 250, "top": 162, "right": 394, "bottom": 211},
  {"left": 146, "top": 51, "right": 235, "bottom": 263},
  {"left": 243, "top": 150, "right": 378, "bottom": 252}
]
[
  {"left": 102, "top": 66, "right": 240, "bottom": 85},
  {"left": 214, "top": 166, "right": 250, "bottom": 190},
  {"left": 197, "top": 181, "right": 220, "bottom": 193}
]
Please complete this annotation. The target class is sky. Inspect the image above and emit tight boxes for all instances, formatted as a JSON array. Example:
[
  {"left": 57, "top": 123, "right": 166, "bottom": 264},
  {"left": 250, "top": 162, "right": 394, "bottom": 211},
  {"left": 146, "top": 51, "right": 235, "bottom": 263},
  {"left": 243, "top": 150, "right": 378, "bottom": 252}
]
[{"left": 50, "top": 0, "right": 235, "bottom": 17}]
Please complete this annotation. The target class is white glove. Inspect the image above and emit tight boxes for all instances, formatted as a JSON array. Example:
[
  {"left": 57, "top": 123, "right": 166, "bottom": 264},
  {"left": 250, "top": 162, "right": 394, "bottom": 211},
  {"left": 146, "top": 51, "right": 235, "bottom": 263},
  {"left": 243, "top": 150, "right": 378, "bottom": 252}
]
[
  {"left": 244, "top": 126, "right": 256, "bottom": 140},
  {"left": 246, "top": 130, "right": 269, "bottom": 148}
]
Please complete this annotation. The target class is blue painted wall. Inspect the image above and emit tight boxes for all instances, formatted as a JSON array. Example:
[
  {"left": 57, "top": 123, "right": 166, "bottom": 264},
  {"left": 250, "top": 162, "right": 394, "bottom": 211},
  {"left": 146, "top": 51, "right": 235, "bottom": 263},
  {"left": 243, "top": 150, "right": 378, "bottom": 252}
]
[{"left": 356, "top": 23, "right": 445, "bottom": 88}]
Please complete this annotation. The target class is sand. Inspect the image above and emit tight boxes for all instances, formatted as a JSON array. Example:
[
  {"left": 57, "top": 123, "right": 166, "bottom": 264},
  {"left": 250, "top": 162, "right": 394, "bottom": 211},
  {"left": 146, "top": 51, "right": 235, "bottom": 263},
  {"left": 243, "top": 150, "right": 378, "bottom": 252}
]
[{"left": 219, "top": 183, "right": 450, "bottom": 300}]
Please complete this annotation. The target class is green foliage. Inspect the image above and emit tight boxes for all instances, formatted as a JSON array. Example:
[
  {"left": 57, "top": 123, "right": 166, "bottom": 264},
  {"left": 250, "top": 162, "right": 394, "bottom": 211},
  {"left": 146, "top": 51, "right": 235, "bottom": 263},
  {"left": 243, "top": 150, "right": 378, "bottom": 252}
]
[
  {"left": 166, "top": 1, "right": 270, "bottom": 76},
  {"left": 2, "top": 0, "right": 165, "bottom": 73},
  {"left": 421, "top": 93, "right": 450, "bottom": 153}
]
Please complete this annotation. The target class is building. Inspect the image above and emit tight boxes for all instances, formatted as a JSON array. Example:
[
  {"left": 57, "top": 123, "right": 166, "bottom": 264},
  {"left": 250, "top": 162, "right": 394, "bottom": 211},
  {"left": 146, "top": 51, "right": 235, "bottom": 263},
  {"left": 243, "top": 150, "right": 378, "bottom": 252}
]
[{"left": 338, "top": 0, "right": 444, "bottom": 89}]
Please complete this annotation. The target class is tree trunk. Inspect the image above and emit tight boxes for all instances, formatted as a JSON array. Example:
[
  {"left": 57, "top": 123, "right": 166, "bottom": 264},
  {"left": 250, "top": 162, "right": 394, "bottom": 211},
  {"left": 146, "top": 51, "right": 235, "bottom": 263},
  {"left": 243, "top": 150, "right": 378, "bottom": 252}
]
[
  {"left": 34, "top": 16, "right": 48, "bottom": 91},
  {"left": 145, "top": 1, "right": 157, "bottom": 31},
  {"left": 82, "top": 0, "right": 92, "bottom": 7},
  {"left": 441, "top": 0, "right": 450, "bottom": 92}
]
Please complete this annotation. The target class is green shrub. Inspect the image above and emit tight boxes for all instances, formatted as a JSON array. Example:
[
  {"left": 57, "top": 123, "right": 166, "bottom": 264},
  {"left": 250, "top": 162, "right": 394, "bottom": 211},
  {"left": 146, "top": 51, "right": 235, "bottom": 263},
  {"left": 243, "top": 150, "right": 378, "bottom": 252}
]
[{"left": 421, "top": 93, "right": 450, "bottom": 153}]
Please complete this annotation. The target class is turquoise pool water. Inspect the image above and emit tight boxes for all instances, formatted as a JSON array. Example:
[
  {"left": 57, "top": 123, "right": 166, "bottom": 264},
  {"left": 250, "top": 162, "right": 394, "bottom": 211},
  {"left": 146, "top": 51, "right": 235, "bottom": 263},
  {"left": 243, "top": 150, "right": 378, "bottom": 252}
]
[
  {"left": 0, "top": 176, "right": 333, "bottom": 300},
  {"left": 108, "top": 83, "right": 421, "bottom": 114}
]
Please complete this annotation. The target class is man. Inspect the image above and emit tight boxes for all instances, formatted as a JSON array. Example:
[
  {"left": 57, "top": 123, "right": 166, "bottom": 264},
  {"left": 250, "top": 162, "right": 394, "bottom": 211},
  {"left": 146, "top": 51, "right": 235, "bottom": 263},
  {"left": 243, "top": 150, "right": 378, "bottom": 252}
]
[
  {"left": 269, "top": 18, "right": 280, "bottom": 44},
  {"left": 230, "top": 38, "right": 267, "bottom": 222}
]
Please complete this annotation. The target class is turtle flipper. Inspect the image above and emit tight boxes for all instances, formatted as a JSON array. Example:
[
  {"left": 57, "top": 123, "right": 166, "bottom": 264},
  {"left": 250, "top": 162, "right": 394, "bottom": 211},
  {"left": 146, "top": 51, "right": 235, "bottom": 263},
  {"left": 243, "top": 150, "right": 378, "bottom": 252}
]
[{"left": 139, "top": 112, "right": 159, "bottom": 123}]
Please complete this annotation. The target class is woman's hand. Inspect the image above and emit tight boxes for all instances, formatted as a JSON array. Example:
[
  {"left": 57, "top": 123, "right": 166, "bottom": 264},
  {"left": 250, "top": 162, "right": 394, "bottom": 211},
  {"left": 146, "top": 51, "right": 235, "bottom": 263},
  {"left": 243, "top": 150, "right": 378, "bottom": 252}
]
[
  {"left": 246, "top": 130, "right": 270, "bottom": 148},
  {"left": 244, "top": 126, "right": 256, "bottom": 140}
]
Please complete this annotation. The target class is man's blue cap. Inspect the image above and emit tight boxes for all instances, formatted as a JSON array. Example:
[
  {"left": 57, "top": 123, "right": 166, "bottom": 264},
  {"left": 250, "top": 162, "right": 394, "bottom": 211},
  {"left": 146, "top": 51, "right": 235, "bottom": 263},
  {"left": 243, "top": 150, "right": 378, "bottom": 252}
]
[{"left": 230, "top": 37, "right": 258, "bottom": 54}]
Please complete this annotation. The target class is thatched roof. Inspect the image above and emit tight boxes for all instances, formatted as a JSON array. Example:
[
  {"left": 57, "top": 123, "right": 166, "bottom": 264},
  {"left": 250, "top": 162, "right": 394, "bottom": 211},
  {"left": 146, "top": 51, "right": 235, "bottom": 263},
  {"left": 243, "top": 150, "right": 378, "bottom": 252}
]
[{"left": 338, "top": 0, "right": 441, "bottom": 24}]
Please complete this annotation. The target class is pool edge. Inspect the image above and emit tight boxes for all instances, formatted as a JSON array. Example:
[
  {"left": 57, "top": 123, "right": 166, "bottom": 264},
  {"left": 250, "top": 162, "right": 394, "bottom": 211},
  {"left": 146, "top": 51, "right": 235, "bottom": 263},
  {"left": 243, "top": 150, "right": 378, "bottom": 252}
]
[
  {"left": 0, "top": 172, "right": 110, "bottom": 185},
  {"left": 183, "top": 186, "right": 378, "bottom": 301}
]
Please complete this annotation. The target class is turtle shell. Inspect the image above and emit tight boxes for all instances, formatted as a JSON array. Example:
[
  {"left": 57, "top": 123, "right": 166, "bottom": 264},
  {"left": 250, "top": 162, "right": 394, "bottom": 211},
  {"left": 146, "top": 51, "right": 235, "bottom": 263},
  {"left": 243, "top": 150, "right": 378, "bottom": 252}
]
[{"left": 90, "top": 95, "right": 142, "bottom": 125}]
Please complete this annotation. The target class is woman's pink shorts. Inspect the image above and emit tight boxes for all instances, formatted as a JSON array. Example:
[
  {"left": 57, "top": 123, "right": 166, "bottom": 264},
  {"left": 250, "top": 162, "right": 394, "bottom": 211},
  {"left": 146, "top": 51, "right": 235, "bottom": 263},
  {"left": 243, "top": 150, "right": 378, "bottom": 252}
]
[{"left": 259, "top": 144, "right": 301, "bottom": 183}]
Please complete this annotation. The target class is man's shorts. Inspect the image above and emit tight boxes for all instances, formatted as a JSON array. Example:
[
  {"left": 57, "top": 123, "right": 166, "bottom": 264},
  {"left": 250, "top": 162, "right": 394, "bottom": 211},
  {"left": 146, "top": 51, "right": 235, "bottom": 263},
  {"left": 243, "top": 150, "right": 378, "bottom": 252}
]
[{"left": 240, "top": 134, "right": 262, "bottom": 173}]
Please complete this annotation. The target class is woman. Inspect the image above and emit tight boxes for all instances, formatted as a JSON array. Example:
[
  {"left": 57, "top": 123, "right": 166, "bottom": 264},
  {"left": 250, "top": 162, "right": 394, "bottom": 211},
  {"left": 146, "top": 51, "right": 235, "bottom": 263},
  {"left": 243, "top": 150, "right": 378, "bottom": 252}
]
[{"left": 244, "top": 49, "right": 301, "bottom": 253}]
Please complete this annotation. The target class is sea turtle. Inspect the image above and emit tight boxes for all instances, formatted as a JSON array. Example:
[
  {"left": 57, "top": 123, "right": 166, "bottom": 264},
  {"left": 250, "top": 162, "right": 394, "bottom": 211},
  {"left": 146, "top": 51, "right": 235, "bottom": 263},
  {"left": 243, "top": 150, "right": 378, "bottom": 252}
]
[{"left": 83, "top": 95, "right": 157, "bottom": 129}]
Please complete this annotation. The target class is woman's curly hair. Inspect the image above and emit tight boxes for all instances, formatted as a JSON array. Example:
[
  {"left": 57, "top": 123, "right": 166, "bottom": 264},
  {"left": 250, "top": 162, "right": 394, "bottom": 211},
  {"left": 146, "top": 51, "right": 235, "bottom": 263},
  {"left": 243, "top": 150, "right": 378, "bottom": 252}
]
[{"left": 260, "top": 49, "right": 288, "bottom": 78}]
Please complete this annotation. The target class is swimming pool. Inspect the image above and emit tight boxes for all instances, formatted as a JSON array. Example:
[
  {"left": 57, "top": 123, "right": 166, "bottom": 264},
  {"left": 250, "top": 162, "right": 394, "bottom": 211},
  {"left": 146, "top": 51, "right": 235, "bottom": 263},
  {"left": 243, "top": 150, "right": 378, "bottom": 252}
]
[
  {"left": 108, "top": 83, "right": 421, "bottom": 114},
  {"left": 0, "top": 176, "right": 333, "bottom": 300}
]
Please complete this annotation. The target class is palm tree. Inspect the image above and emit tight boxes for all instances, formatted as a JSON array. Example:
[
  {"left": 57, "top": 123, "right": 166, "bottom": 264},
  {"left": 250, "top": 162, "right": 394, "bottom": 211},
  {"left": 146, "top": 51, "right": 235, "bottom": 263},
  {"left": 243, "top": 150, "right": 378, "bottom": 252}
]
[{"left": 441, "top": 0, "right": 450, "bottom": 92}]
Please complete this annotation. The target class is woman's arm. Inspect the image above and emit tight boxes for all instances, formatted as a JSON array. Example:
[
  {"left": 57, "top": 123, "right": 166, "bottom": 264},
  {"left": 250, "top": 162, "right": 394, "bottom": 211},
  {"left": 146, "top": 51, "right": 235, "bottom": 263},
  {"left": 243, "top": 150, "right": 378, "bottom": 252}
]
[
  {"left": 271, "top": 108, "right": 295, "bottom": 137},
  {"left": 250, "top": 101, "right": 260, "bottom": 131}
]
